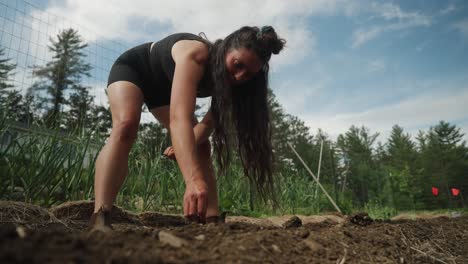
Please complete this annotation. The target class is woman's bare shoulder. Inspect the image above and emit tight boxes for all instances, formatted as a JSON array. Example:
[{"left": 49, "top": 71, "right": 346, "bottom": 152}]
[{"left": 171, "top": 40, "right": 209, "bottom": 64}]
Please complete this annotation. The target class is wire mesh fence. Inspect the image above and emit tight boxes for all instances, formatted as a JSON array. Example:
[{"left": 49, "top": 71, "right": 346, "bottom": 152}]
[
  {"left": 0, "top": 0, "right": 214, "bottom": 125},
  {"left": 1, "top": 0, "right": 466, "bottom": 216},
  {"left": 0, "top": 0, "right": 141, "bottom": 119}
]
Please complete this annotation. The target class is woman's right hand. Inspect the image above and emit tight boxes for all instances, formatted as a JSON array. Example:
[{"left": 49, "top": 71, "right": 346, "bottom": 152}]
[
  {"left": 163, "top": 146, "right": 176, "bottom": 160},
  {"left": 183, "top": 176, "right": 208, "bottom": 223}
]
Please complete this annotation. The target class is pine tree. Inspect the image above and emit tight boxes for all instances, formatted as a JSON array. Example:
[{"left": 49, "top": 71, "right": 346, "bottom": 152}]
[
  {"left": 0, "top": 47, "right": 29, "bottom": 123},
  {"left": 65, "top": 86, "right": 94, "bottom": 131},
  {"left": 420, "top": 121, "right": 467, "bottom": 208},
  {"left": 384, "top": 125, "right": 418, "bottom": 209},
  {"left": 0, "top": 48, "right": 15, "bottom": 91},
  {"left": 336, "top": 126, "right": 379, "bottom": 206},
  {"left": 88, "top": 104, "right": 112, "bottom": 139},
  {"left": 30, "top": 28, "right": 91, "bottom": 127}
]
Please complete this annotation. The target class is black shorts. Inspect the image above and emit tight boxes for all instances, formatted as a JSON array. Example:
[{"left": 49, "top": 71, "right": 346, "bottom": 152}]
[{"left": 107, "top": 43, "right": 172, "bottom": 109}]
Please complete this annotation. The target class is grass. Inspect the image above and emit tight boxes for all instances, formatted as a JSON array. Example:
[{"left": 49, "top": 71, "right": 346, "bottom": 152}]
[
  {"left": 0, "top": 120, "right": 327, "bottom": 215},
  {"left": 0, "top": 121, "right": 99, "bottom": 206},
  {"left": 1, "top": 119, "right": 465, "bottom": 217},
  {"left": 392, "top": 208, "right": 468, "bottom": 219}
]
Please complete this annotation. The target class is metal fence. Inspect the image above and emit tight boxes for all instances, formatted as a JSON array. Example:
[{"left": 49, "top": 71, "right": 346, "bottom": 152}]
[{"left": 0, "top": 0, "right": 132, "bottom": 118}]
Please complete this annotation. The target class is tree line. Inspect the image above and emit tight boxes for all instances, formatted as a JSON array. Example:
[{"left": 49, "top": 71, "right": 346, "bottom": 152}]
[{"left": 1, "top": 28, "right": 466, "bottom": 211}]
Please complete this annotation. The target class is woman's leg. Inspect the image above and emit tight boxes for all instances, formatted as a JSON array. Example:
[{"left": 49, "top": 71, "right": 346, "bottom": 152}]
[
  {"left": 150, "top": 106, "right": 220, "bottom": 217},
  {"left": 94, "top": 81, "right": 144, "bottom": 213}
]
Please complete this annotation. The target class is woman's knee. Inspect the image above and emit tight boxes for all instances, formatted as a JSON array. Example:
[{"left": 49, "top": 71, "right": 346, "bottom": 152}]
[{"left": 111, "top": 119, "right": 139, "bottom": 144}]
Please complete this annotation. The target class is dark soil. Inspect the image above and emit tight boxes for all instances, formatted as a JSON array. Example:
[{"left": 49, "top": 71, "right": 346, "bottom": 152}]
[{"left": 0, "top": 201, "right": 467, "bottom": 263}]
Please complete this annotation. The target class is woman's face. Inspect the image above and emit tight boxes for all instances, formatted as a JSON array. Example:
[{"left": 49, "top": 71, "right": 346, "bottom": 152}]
[{"left": 225, "top": 47, "right": 263, "bottom": 86}]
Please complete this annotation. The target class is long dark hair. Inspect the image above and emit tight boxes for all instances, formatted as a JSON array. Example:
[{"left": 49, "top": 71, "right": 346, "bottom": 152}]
[{"left": 200, "top": 26, "right": 286, "bottom": 200}]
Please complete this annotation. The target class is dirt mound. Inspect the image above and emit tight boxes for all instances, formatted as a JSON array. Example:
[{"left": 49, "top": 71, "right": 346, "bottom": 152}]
[
  {"left": 1, "top": 201, "right": 467, "bottom": 263},
  {"left": 0, "top": 201, "right": 62, "bottom": 227},
  {"left": 228, "top": 214, "right": 345, "bottom": 228},
  {"left": 139, "top": 211, "right": 186, "bottom": 227},
  {"left": 391, "top": 212, "right": 452, "bottom": 221},
  {"left": 49, "top": 200, "right": 140, "bottom": 224}
]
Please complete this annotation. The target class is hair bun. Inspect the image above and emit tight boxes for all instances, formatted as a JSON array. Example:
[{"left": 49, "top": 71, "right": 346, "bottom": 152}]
[{"left": 258, "top": 26, "right": 286, "bottom": 55}]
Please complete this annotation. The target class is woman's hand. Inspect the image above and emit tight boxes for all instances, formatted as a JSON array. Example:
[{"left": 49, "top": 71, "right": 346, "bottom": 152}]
[
  {"left": 184, "top": 176, "right": 208, "bottom": 223},
  {"left": 163, "top": 146, "right": 176, "bottom": 160}
]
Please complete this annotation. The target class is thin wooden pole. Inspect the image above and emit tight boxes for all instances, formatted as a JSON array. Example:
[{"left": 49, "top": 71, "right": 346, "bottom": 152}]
[
  {"left": 288, "top": 142, "right": 342, "bottom": 214},
  {"left": 314, "top": 138, "right": 324, "bottom": 198}
]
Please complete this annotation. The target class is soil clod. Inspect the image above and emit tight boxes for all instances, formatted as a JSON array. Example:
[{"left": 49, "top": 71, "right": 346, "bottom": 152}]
[
  {"left": 302, "top": 238, "right": 325, "bottom": 254},
  {"left": 349, "top": 212, "right": 374, "bottom": 226},
  {"left": 158, "top": 230, "right": 188, "bottom": 248},
  {"left": 283, "top": 216, "right": 302, "bottom": 228}
]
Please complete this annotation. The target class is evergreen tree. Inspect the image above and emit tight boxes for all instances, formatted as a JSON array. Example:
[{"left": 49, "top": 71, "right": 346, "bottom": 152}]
[
  {"left": 136, "top": 122, "right": 168, "bottom": 159},
  {"left": 384, "top": 125, "right": 418, "bottom": 209},
  {"left": 65, "top": 86, "right": 94, "bottom": 130},
  {"left": 417, "top": 121, "right": 468, "bottom": 209},
  {"left": 336, "top": 126, "right": 379, "bottom": 206},
  {"left": 0, "top": 47, "right": 16, "bottom": 116},
  {"left": 88, "top": 104, "right": 112, "bottom": 139},
  {"left": 30, "top": 28, "right": 91, "bottom": 126},
  {"left": 0, "top": 48, "right": 35, "bottom": 123},
  {"left": 0, "top": 48, "right": 15, "bottom": 91}
]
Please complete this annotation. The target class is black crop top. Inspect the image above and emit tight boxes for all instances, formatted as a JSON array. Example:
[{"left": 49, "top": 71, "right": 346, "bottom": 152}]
[{"left": 149, "top": 33, "right": 212, "bottom": 98}]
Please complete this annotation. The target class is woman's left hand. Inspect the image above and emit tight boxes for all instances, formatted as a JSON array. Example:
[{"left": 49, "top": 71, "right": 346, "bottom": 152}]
[{"left": 163, "top": 146, "right": 176, "bottom": 160}]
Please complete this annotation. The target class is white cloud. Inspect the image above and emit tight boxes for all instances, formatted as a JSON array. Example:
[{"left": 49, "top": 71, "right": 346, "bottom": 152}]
[
  {"left": 299, "top": 88, "right": 468, "bottom": 141},
  {"left": 367, "top": 59, "right": 385, "bottom": 72},
  {"left": 32, "top": 0, "right": 350, "bottom": 68},
  {"left": 439, "top": 4, "right": 456, "bottom": 16},
  {"left": 352, "top": 27, "right": 384, "bottom": 48},
  {"left": 453, "top": 19, "right": 468, "bottom": 38},
  {"left": 351, "top": 2, "right": 431, "bottom": 48},
  {"left": 372, "top": 2, "right": 428, "bottom": 22}
]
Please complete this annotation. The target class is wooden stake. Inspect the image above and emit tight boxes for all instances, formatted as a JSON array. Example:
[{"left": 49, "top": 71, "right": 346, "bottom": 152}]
[
  {"left": 288, "top": 142, "right": 342, "bottom": 214},
  {"left": 314, "top": 138, "right": 324, "bottom": 199}
]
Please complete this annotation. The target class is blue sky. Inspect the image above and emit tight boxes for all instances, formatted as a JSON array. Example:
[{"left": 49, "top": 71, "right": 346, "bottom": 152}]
[
  {"left": 269, "top": 1, "right": 468, "bottom": 141},
  {"left": 4, "top": 0, "right": 468, "bottom": 142}
]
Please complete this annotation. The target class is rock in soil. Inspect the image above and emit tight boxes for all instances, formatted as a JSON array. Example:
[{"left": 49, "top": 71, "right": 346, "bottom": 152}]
[
  {"left": 283, "top": 216, "right": 302, "bottom": 228},
  {"left": 349, "top": 212, "right": 374, "bottom": 226},
  {"left": 302, "top": 238, "right": 325, "bottom": 254},
  {"left": 158, "top": 230, "right": 188, "bottom": 248}
]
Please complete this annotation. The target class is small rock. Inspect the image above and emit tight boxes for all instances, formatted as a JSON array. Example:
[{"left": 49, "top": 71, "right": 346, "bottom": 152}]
[
  {"left": 158, "top": 231, "right": 188, "bottom": 248},
  {"left": 296, "top": 229, "right": 310, "bottom": 239},
  {"left": 451, "top": 211, "right": 461, "bottom": 218},
  {"left": 271, "top": 244, "right": 281, "bottom": 253},
  {"left": 302, "top": 238, "right": 324, "bottom": 253},
  {"left": 194, "top": 234, "right": 205, "bottom": 241},
  {"left": 349, "top": 212, "right": 373, "bottom": 226},
  {"left": 343, "top": 230, "right": 353, "bottom": 238},
  {"left": 16, "top": 226, "right": 27, "bottom": 238},
  {"left": 238, "top": 245, "right": 246, "bottom": 251},
  {"left": 283, "top": 216, "right": 302, "bottom": 228}
]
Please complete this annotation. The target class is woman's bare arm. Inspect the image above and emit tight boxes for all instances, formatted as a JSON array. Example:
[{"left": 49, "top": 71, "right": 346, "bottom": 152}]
[
  {"left": 169, "top": 40, "right": 210, "bottom": 219},
  {"left": 193, "top": 110, "right": 213, "bottom": 145}
]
